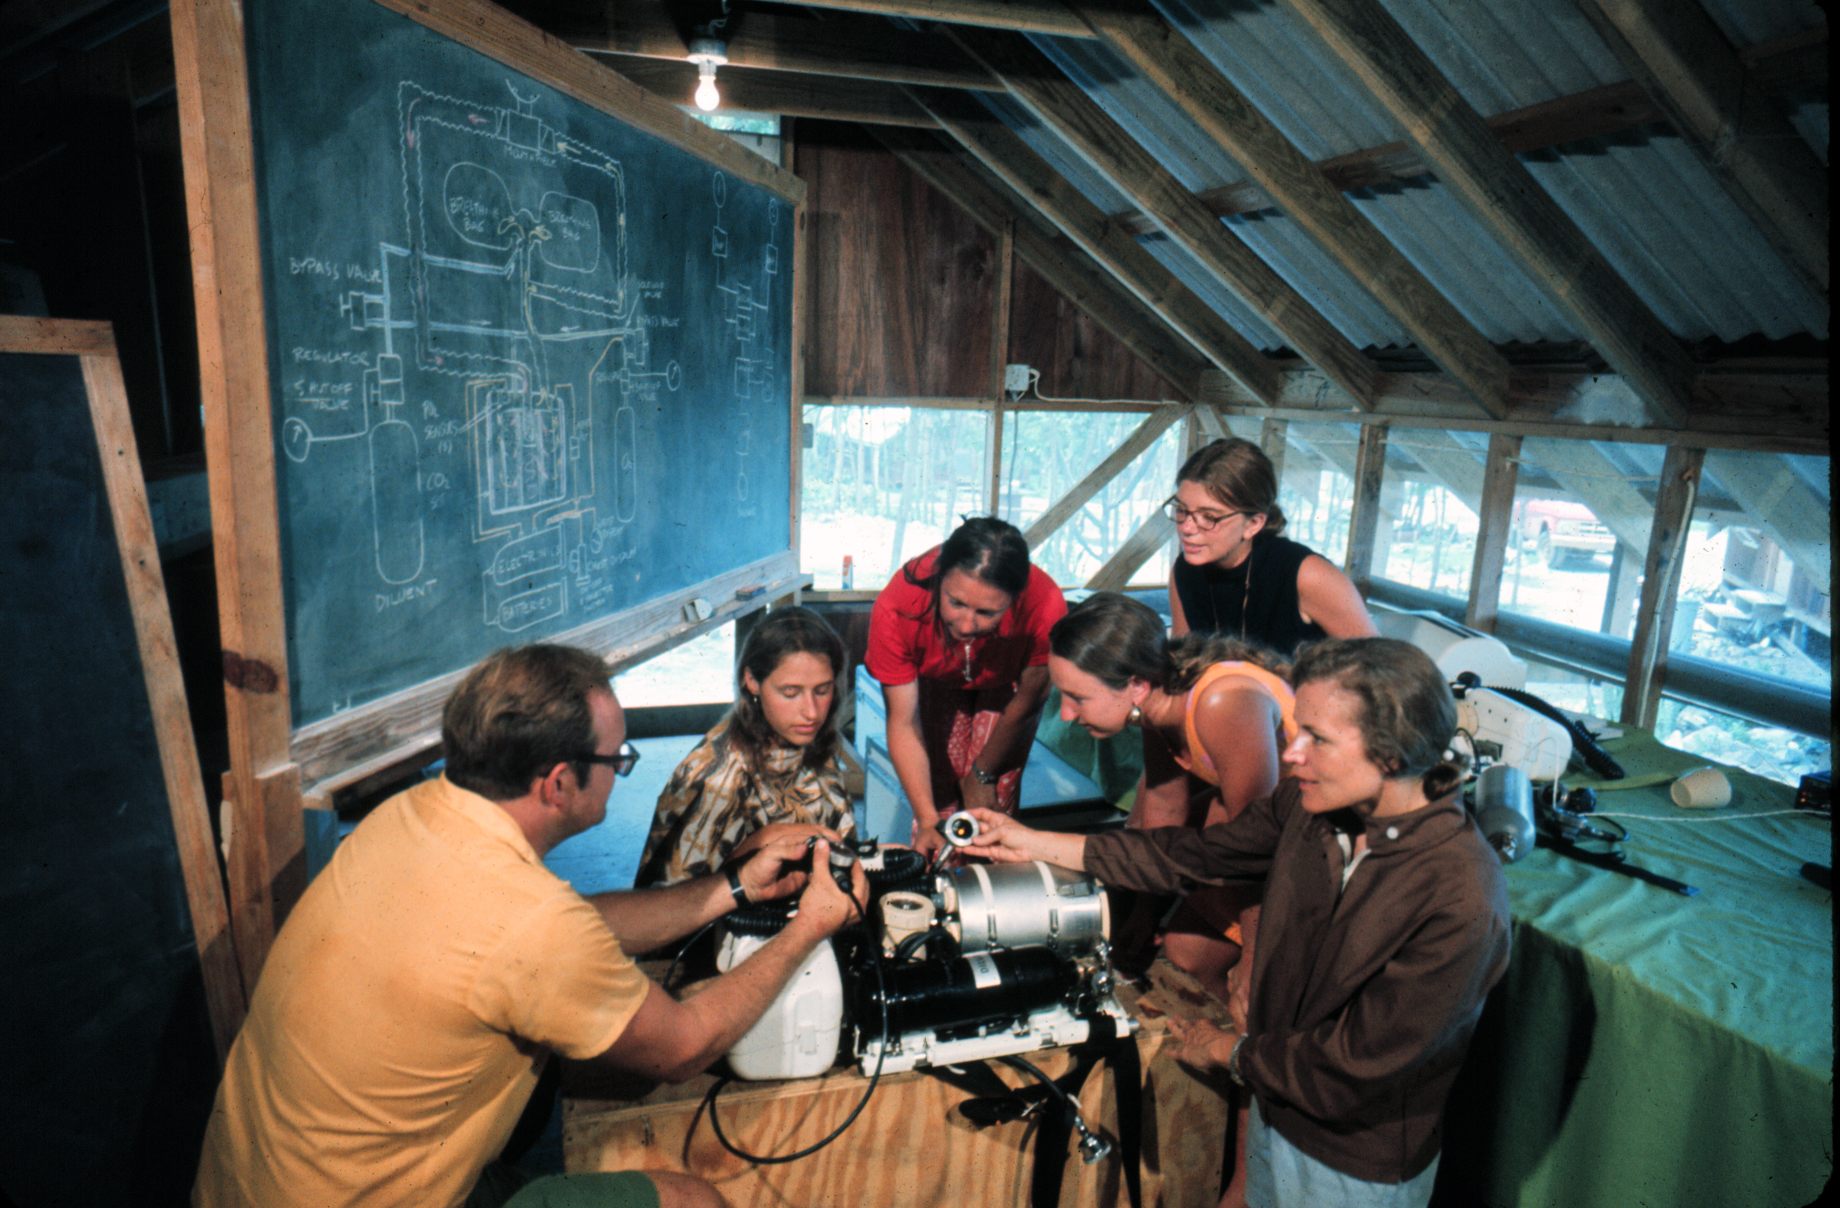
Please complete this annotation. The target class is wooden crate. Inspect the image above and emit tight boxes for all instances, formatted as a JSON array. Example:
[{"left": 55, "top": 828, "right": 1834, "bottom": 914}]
[{"left": 563, "top": 963, "right": 1233, "bottom": 1207}]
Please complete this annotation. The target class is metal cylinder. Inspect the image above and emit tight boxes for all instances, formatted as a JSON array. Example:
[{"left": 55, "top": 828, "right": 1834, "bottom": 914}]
[
  {"left": 1475, "top": 764, "right": 1536, "bottom": 863},
  {"left": 940, "top": 861, "right": 1109, "bottom": 957},
  {"left": 860, "top": 947, "right": 1068, "bottom": 1036}
]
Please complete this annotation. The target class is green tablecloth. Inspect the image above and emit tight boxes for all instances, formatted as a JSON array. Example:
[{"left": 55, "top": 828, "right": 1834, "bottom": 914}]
[
  {"left": 1442, "top": 728, "right": 1832, "bottom": 1208},
  {"left": 1036, "top": 704, "right": 1834, "bottom": 1206}
]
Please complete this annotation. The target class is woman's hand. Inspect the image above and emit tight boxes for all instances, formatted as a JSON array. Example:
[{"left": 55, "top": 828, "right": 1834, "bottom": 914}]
[
  {"left": 1164, "top": 1015, "right": 1239, "bottom": 1073},
  {"left": 954, "top": 808, "right": 1079, "bottom": 866},
  {"left": 911, "top": 816, "right": 947, "bottom": 861}
]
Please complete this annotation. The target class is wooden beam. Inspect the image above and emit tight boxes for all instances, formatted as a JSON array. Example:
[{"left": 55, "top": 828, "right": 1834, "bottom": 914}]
[
  {"left": 1465, "top": 434, "right": 1521, "bottom": 633},
  {"left": 944, "top": 26, "right": 1381, "bottom": 409},
  {"left": 1070, "top": 1, "right": 1512, "bottom": 421},
  {"left": 1022, "top": 405, "right": 1189, "bottom": 550},
  {"left": 1201, "top": 366, "right": 1826, "bottom": 453},
  {"left": 171, "top": 0, "right": 293, "bottom": 983},
  {"left": 786, "top": 0, "right": 1092, "bottom": 39},
  {"left": 1281, "top": 0, "right": 1695, "bottom": 428},
  {"left": 1259, "top": 417, "right": 1289, "bottom": 481},
  {"left": 608, "top": 59, "right": 937, "bottom": 127},
  {"left": 1706, "top": 451, "right": 1831, "bottom": 588},
  {"left": 1599, "top": 539, "right": 1643, "bottom": 639},
  {"left": 1344, "top": 423, "right": 1388, "bottom": 586},
  {"left": 1087, "top": 512, "right": 1176, "bottom": 591},
  {"left": 871, "top": 128, "right": 1211, "bottom": 402},
  {"left": 73, "top": 333, "right": 247, "bottom": 1064},
  {"left": 913, "top": 90, "right": 1280, "bottom": 406},
  {"left": 514, "top": 0, "right": 1004, "bottom": 92},
  {"left": 1578, "top": 0, "right": 1828, "bottom": 304},
  {"left": 1621, "top": 445, "right": 1704, "bottom": 729},
  {"left": 986, "top": 220, "right": 1014, "bottom": 515}
]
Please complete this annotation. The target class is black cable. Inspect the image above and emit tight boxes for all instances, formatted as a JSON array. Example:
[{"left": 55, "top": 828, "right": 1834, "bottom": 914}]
[
  {"left": 1479, "top": 682, "right": 1627, "bottom": 780},
  {"left": 661, "top": 919, "right": 719, "bottom": 996},
  {"left": 998, "top": 1053, "right": 1083, "bottom": 1118},
  {"left": 702, "top": 942, "right": 888, "bottom": 1164}
]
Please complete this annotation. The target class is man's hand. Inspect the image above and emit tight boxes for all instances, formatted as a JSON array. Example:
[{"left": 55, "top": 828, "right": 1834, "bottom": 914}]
[
  {"left": 957, "top": 768, "right": 999, "bottom": 813},
  {"left": 1165, "top": 1015, "right": 1239, "bottom": 1073},
  {"left": 787, "top": 839, "right": 868, "bottom": 939},
  {"left": 734, "top": 832, "right": 825, "bottom": 903}
]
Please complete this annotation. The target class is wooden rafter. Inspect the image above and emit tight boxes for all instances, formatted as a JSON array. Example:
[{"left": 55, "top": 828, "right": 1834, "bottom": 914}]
[
  {"left": 871, "top": 127, "right": 1212, "bottom": 402},
  {"left": 1280, "top": 0, "right": 1694, "bottom": 428},
  {"left": 782, "top": 0, "right": 1091, "bottom": 39},
  {"left": 1087, "top": 511, "right": 1176, "bottom": 591},
  {"left": 510, "top": 0, "right": 1003, "bottom": 92},
  {"left": 1705, "top": 451, "right": 1831, "bottom": 587},
  {"left": 911, "top": 89, "right": 1279, "bottom": 406},
  {"left": 609, "top": 59, "right": 937, "bottom": 126},
  {"left": 944, "top": 25, "right": 1381, "bottom": 409},
  {"left": 1577, "top": 0, "right": 1828, "bottom": 306},
  {"left": 1466, "top": 434, "right": 1522, "bottom": 632},
  {"left": 1071, "top": 0, "right": 1512, "bottom": 421},
  {"left": 1202, "top": 366, "right": 1827, "bottom": 454}
]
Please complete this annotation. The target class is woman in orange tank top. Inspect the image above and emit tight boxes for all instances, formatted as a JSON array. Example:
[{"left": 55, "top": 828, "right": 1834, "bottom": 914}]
[{"left": 1048, "top": 592, "right": 1296, "bottom": 1005}]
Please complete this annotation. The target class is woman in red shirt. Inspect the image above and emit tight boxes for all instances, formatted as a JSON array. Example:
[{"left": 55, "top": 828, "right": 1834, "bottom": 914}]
[{"left": 865, "top": 518, "right": 1067, "bottom": 859}]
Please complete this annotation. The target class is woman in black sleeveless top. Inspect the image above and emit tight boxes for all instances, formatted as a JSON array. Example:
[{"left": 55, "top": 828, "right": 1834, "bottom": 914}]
[{"left": 1167, "top": 438, "right": 1375, "bottom": 654}]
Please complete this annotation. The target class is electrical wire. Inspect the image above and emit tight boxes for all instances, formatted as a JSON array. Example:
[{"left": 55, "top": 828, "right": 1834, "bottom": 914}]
[{"left": 702, "top": 939, "right": 888, "bottom": 1164}]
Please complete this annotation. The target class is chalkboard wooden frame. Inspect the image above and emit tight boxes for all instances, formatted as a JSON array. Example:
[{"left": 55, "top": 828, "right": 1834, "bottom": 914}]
[
  {"left": 0, "top": 315, "right": 246, "bottom": 1063},
  {"left": 171, "top": 0, "right": 808, "bottom": 970}
]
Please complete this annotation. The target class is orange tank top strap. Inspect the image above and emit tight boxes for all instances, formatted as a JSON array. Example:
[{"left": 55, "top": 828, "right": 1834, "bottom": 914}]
[{"left": 1177, "top": 661, "right": 1299, "bottom": 786}]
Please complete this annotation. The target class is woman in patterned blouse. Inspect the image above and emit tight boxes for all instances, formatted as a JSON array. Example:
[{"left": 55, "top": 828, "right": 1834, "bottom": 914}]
[{"left": 636, "top": 607, "right": 855, "bottom": 886}]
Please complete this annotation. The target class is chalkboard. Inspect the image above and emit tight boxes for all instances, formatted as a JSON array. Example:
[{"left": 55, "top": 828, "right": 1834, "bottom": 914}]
[
  {"left": 0, "top": 348, "right": 220, "bottom": 1205},
  {"left": 244, "top": 0, "right": 794, "bottom": 726}
]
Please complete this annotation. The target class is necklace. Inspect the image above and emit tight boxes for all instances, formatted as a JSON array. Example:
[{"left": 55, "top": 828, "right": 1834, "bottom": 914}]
[
  {"left": 962, "top": 640, "right": 975, "bottom": 684},
  {"left": 1206, "top": 540, "right": 1254, "bottom": 642}
]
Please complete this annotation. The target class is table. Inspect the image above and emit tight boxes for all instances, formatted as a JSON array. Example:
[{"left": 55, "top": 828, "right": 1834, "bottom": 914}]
[
  {"left": 1437, "top": 728, "right": 1832, "bottom": 1207},
  {"left": 563, "top": 967, "right": 1234, "bottom": 1207}
]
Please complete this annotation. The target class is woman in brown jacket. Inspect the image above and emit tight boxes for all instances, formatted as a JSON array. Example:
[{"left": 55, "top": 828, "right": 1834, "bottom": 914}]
[{"left": 962, "top": 637, "right": 1510, "bottom": 1208}]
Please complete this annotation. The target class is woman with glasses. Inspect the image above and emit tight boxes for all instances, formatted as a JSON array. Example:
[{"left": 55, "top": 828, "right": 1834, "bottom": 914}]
[
  {"left": 636, "top": 606, "right": 854, "bottom": 885},
  {"left": 1166, "top": 439, "right": 1375, "bottom": 655},
  {"left": 866, "top": 517, "right": 1067, "bottom": 860}
]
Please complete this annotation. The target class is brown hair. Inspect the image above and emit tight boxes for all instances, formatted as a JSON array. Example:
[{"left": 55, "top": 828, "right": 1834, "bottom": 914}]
[
  {"left": 1176, "top": 438, "right": 1287, "bottom": 537},
  {"left": 1291, "top": 638, "right": 1466, "bottom": 799},
  {"left": 442, "top": 644, "right": 612, "bottom": 800},
  {"left": 1049, "top": 592, "right": 1290, "bottom": 695},
  {"left": 728, "top": 606, "right": 847, "bottom": 771}
]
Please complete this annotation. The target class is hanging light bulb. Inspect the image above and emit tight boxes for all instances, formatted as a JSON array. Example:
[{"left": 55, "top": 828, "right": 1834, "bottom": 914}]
[{"left": 687, "top": 37, "right": 727, "bottom": 114}]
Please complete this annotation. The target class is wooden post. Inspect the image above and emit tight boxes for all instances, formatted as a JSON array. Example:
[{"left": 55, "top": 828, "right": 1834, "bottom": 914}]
[
  {"left": 171, "top": 0, "right": 297, "bottom": 988},
  {"left": 1344, "top": 423, "right": 1388, "bottom": 587},
  {"left": 1622, "top": 445, "right": 1704, "bottom": 729},
  {"left": 1600, "top": 539, "right": 1643, "bottom": 638},
  {"left": 1465, "top": 433, "right": 1521, "bottom": 632},
  {"left": 1087, "top": 511, "right": 1175, "bottom": 591},
  {"left": 1259, "top": 417, "right": 1289, "bottom": 481},
  {"left": 986, "top": 220, "right": 1014, "bottom": 517}
]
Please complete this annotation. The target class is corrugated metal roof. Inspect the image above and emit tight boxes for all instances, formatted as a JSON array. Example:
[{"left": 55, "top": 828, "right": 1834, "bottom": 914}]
[{"left": 964, "top": 0, "right": 1829, "bottom": 352}]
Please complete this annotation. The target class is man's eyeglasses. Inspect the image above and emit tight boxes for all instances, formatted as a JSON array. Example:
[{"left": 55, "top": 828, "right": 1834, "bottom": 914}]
[
  {"left": 577, "top": 741, "right": 641, "bottom": 777},
  {"left": 1161, "top": 498, "right": 1248, "bottom": 532}
]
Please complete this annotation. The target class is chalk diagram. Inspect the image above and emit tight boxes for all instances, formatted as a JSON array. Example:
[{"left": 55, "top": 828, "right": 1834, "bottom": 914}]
[{"left": 279, "top": 81, "right": 775, "bottom": 636}]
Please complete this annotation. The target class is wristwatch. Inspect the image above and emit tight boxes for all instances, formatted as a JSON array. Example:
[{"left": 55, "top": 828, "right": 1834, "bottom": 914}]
[
  {"left": 970, "top": 763, "right": 1001, "bottom": 786},
  {"left": 1227, "top": 1033, "right": 1249, "bottom": 1087},
  {"left": 725, "top": 869, "right": 748, "bottom": 905}
]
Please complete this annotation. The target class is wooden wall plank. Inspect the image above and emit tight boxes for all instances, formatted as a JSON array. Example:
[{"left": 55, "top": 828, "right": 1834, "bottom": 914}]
[
  {"left": 797, "top": 125, "right": 1000, "bottom": 398},
  {"left": 986, "top": 220, "right": 1014, "bottom": 514},
  {"left": 1005, "top": 258, "right": 1177, "bottom": 405}
]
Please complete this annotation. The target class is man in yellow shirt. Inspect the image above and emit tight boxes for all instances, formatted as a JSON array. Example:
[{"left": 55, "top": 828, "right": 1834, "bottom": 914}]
[{"left": 194, "top": 644, "right": 864, "bottom": 1208}]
